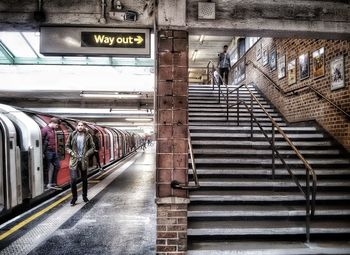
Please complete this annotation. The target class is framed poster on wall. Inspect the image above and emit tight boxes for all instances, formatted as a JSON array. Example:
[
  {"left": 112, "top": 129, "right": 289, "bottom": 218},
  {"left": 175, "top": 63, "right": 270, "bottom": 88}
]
[
  {"left": 262, "top": 47, "right": 268, "bottom": 66},
  {"left": 299, "top": 53, "right": 309, "bottom": 80},
  {"left": 233, "top": 66, "right": 238, "bottom": 85},
  {"left": 330, "top": 55, "right": 345, "bottom": 91},
  {"left": 312, "top": 47, "right": 325, "bottom": 79},
  {"left": 287, "top": 59, "right": 297, "bottom": 85},
  {"left": 234, "top": 58, "right": 246, "bottom": 85},
  {"left": 270, "top": 49, "right": 277, "bottom": 71},
  {"left": 278, "top": 55, "right": 286, "bottom": 79},
  {"left": 256, "top": 41, "right": 262, "bottom": 61}
]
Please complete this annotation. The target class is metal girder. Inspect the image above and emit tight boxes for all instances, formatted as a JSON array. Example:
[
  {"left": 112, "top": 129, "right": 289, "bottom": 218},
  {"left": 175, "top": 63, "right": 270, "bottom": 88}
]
[
  {"left": 0, "top": 56, "right": 154, "bottom": 66},
  {"left": 0, "top": 41, "right": 14, "bottom": 64},
  {"left": 20, "top": 32, "right": 40, "bottom": 59}
]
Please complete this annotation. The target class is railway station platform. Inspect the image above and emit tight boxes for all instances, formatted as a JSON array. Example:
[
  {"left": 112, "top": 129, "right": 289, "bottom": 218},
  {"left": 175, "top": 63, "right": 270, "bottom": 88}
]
[{"left": 0, "top": 146, "right": 156, "bottom": 255}]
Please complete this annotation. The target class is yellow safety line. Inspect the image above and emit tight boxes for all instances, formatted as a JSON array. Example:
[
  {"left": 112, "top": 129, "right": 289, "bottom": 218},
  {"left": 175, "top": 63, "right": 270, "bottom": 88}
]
[
  {"left": 88, "top": 180, "right": 100, "bottom": 184},
  {"left": 0, "top": 154, "right": 136, "bottom": 240},
  {"left": 96, "top": 168, "right": 114, "bottom": 180},
  {"left": 0, "top": 188, "right": 81, "bottom": 240}
]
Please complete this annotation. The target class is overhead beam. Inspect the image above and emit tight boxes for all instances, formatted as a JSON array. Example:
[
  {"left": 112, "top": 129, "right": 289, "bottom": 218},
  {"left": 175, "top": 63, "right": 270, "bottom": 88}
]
[
  {"left": 186, "top": 0, "right": 350, "bottom": 40},
  {"left": 0, "top": 0, "right": 154, "bottom": 31},
  {"left": 0, "top": 41, "right": 14, "bottom": 64},
  {"left": 0, "top": 97, "right": 154, "bottom": 109},
  {"left": 0, "top": 56, "right": 154, "bottom": 66}
]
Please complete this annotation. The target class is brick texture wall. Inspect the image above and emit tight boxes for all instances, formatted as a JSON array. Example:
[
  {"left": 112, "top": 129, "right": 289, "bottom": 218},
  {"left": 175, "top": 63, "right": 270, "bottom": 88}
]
[
  {"left": 156, "top": 30, "right": 189, "bottom": 254},
  {"left": 236, "top": 38, "right": 350, "bottom": 151}
]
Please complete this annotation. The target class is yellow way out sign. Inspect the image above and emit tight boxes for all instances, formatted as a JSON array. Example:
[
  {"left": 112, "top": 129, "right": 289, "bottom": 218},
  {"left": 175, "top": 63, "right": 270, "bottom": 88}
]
[
  {"left": 40, "top": 27, "right": 150, "bottom": 57},
  {"left": 81, "top": 32, "right": 145, "bottom": 48}
]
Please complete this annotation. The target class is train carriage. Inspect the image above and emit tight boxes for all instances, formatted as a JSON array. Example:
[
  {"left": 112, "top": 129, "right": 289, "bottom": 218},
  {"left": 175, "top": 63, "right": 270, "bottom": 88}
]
[
  {"left": 0, "top": 104, "right": 140, "bottom": 217},
  {"left": 0, "top": 113, "right": 21, "bottom": 210},
  {"left": 0, "top": 104, "right": 43, "bottom": 200}
]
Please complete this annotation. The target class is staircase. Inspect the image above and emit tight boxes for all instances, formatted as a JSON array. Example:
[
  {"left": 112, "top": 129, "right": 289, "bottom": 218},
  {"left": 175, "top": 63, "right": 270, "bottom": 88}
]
[{"left": 187, "top": 83, "right": 350, "bottom": 255}]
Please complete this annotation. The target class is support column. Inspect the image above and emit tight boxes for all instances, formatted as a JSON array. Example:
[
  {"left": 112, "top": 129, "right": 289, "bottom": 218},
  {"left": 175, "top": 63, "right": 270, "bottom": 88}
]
[{"left": 156, "top": 30, "right": 189, "bottom": 254}]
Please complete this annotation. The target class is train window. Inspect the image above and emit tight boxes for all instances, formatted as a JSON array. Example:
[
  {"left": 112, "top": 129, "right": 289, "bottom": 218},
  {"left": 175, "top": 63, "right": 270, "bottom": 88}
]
[
  {"left": 56, "top": 131, "right": 65, "bottom": 160},
  {"left": 61, "top": 121, "right": 73, "bottom": 132}
]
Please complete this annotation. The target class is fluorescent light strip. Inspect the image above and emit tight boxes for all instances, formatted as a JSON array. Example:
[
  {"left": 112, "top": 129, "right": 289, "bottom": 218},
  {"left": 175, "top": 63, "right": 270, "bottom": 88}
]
[
  {"left": 199, "top": 35, "right": 204, "bottom": 44},
  {"left": 125, "top": 118, "right": 153, "bottom": 122},
  {"left": 80, "top": 94, "right": 141, "bottom": 98},
  {"left": 191, "top": 50, "right": 198, "bottom": 61}
]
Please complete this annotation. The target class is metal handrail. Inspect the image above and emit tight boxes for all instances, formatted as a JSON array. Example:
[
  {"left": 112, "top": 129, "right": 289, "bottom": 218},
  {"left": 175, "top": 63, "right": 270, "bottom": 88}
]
[
  {"left": 246, "top": 60, "right": 350, "bottom": 120},
  {"left": 171, "top": 129, "right": 200, "bottom": 190},
  {"left": 212, "top": 71, "right": 317, "bottom": 242}
]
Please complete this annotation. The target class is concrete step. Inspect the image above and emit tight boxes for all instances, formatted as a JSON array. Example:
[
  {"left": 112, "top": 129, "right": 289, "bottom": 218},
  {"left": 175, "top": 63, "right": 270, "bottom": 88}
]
[
  {"left": 188, "top": 96, "right": 266, "bottom": 101},
  {"left": 189, "top": 104, "right": 270, "bottom": 109},
  {"left": 195, "top": 178, "right": 350, "bottom": 188},
  {"left": 189, "top": 190, "right": 350, "bottom": 202},
  {"left": 193, "top": 158, "right": 350, "bottom": 166},
  {"left": 191, "top": 140, "right": 332, "bottom": 148},
  {"left": 190, "top": 126, "right": 318, "bottom": 132},
  {"left": 189, "top": 108, "right": 277, "bottom": 114},
  {"left": 188, "top": 92, "right": 260, "bottom": 97},
  {"left": 189, "top": 122, "right": 288, "bottom": 126},
  {"left": 191, "top": 133, "right": 324, "bottom": 140},
  {"left": 192, "top": 168, "right": 350, "bottom": 177},
  {"left": 188, "top": 220, "right": 350, "bottom": 236},
  {"left": 188, "top": 100, "right": 272, "bottom": 106},
  {"left": 189, "top": 91, "right": 259, "bottom": 94},
  {"left": 193, "top": 149, "right": 340, "bottom": 156},
  {"left": 189, "top": 117, "right": 284, "bottom": 122},
  {"left": 189, "top": 112, "right": 281, "bottom": 118},
  {"left": 188, "top": 204, "right": 350, "bottom": 218},
  {"left": 187, "top": 241, "right": 350, "bottom": 255},
  {"left": 189, "top": 84, "right": 254, "bottom": 89}
]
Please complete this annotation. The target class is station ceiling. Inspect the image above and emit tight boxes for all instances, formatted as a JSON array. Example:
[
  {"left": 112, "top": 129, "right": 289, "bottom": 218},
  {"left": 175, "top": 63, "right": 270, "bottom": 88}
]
[
  {"left": 0, "top": 31, "right": 235, "bottom": 131},
  {"left": 0, "top": 31, "right": 155, "bottom": 132}
]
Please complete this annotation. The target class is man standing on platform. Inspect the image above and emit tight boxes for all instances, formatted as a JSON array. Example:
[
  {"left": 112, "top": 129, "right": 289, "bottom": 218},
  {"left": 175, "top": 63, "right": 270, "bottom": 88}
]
[
  {"left": 92, "top": 129, "right": 102, "bottom": 172},
  {"left": 41, "top": 117, "right": 61, "bottom": 189},
  {"left": 65, "top": 121, "right": 95, "bottom": 206},
  {"left": 217, "top": 45, "right": 231, "bottom": 85}
]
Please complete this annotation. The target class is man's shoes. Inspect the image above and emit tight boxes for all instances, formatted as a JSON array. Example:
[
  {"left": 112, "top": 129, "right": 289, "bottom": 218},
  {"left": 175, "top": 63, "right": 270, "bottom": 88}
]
[
  {"left": 83, "top": 196, "right": 89, "bottom": 203},
  {"left": 70, "top": 198, "right": 77, "bottom": 206}
]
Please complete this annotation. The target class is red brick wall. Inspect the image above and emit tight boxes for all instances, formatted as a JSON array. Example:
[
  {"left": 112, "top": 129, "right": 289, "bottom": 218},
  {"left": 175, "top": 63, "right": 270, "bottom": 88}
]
[
  {"left": 156, "top": 30, "right": 189, "bottom": 255},
  {"left": 238, "top": 38, "right": 350, "bottom": 151}
]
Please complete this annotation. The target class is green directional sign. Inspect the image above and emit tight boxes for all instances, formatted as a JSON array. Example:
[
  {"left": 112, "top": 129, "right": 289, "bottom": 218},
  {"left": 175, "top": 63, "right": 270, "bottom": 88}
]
[
  {"left": 81, "top": 32, "right": 146, "bottom": 48},
  {"left": 40, "top": 27, "right": 151, "bottom": 57}
]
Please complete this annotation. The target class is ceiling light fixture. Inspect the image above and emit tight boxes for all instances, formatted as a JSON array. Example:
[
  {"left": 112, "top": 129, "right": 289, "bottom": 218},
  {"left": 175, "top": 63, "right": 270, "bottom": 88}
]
[
  {"left": 191, "top": 50, "right": 198, "bottom": 62},
  {"left": 80, "top": 91, "right": 142, "bottom": 99},
  {"left": 199, "top": 35, "right": 204, "bottom": 44},
  {"left": 125, "top": 118, "right": 153, "bottom": 122}
]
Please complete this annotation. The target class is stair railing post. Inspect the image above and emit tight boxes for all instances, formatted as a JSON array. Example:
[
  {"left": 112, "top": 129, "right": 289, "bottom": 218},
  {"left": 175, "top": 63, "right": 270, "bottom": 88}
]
[
  {"left": 218, "top": 82, "right": 221, "bottom": 103},
  {"left": 306, "top": 170, "right": 311, "bottom": 242},
  {"left": 250, "top": 94, "right": 253, "bottom": 138},
  {"left": 226, "top": 84, "right": 229, "bottom": 121},
  {"left": 236, "top": 88, "right": 239, "bottom": 126},
  {"left": 212, "top": 65, "right": 215, "bottom": 90},
  {"left": 271, "top": 125, "right": 275, "bottom": 180}
]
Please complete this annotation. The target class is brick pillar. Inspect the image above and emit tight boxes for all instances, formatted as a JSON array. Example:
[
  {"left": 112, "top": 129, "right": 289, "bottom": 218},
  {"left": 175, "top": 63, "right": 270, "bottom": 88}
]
[{"left": 155, "top": 30, "right": 189, "bottom": 254}]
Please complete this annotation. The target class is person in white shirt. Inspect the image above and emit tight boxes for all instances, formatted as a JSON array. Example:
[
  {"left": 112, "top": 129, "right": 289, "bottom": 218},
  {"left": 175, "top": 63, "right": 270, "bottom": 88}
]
[{"left": 217, "top": 45, "right": 231, "bottom": 85}]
